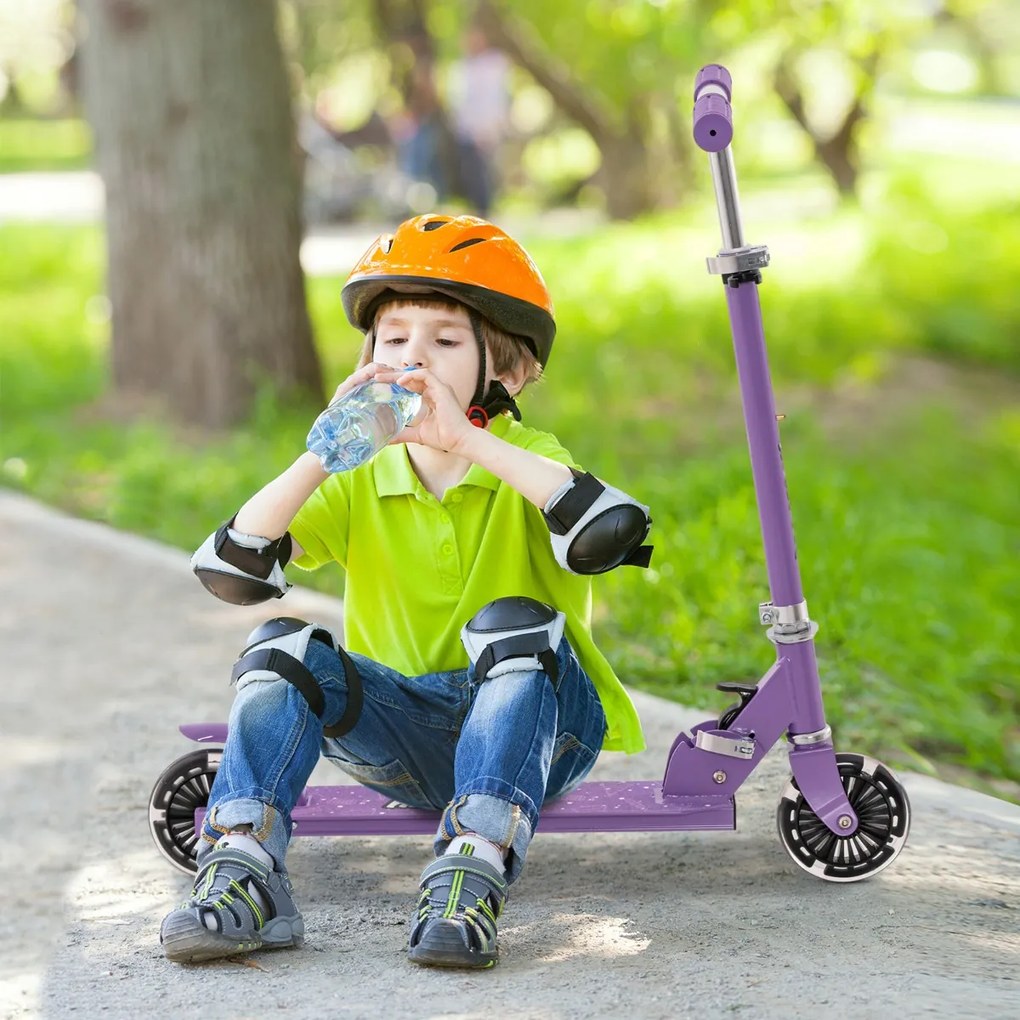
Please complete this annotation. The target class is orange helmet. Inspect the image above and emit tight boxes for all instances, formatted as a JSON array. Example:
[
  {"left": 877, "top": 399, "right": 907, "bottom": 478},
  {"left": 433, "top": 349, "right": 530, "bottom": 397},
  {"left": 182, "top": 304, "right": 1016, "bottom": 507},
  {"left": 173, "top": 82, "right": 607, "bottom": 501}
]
[{"left": 341, "top": 214, "right": 556, "bottom": 366}]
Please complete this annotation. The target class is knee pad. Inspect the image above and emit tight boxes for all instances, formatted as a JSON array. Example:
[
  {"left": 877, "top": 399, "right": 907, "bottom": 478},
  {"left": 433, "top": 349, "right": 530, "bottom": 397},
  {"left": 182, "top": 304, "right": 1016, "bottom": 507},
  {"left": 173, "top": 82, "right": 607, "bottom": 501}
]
[
  {"left": 231, "top": 617, "right": 363, "bottom": 737},
  {"left": 460, "top": 596, "right": 565, "bottom": 685}
]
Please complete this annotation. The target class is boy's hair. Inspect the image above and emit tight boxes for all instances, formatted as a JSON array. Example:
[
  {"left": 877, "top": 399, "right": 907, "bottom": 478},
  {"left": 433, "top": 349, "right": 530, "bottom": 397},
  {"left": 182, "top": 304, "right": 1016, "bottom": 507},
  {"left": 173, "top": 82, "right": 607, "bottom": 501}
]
[{"left": 357, "top": 296, "right": 543, "bottom": 392}]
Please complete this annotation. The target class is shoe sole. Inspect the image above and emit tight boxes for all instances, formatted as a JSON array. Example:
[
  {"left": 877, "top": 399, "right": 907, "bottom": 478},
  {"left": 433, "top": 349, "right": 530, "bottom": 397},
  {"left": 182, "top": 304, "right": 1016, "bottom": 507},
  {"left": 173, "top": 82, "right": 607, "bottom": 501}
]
[
  {"left": 161, "top": 912, "right": 305, "bottom": 964},
  {"left": 408, "top": 945, "right": 498, "bottom": 969},
  {"left": 408, "top": 921, "right": 498, "bottom": 969}
]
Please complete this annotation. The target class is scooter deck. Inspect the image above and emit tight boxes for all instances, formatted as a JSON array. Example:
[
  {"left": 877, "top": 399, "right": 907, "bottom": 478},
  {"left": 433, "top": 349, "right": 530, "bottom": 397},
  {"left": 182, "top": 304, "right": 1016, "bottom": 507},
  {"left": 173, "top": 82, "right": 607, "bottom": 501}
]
[{"left": 195, "top": 781, "right": 735, "bottom": 836}]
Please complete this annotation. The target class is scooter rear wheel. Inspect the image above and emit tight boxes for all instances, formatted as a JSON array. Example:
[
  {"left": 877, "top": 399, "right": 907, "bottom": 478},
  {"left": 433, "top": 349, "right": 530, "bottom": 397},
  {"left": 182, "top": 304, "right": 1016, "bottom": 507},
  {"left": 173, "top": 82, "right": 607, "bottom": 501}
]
[
  {"left": 777, "top": 752, "right": 910, "bottom": 883},
  {"left": 148, "top": 747, "right": 222, "bottom": 875}
]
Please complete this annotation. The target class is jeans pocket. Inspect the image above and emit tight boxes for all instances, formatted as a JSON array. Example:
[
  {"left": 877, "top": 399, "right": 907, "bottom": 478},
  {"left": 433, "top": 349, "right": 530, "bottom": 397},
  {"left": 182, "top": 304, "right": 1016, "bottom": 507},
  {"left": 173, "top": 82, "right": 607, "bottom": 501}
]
[
  {"left": 546, "top": 731, "right": 600, "bottom": 800},
  {"left": 323, "top": 751, "right": 431, "bottom": 808}
]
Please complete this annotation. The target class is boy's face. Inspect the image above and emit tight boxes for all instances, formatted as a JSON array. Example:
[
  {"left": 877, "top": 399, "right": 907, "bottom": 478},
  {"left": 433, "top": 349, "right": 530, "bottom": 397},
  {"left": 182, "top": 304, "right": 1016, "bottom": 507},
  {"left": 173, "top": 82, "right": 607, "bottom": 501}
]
[{"left": 374, "top": 303, "right": 482, "bottom": 410}]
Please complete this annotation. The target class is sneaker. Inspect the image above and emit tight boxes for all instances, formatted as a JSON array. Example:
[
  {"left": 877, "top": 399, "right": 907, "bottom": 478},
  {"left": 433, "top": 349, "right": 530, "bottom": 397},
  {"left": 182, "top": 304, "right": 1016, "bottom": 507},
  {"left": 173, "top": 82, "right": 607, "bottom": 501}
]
[
  {"left": 160, "top": 844, "right": 304, "bottom": 963},
  {"left": 407, "top": 852, "right": 508, "bottom": 969}
]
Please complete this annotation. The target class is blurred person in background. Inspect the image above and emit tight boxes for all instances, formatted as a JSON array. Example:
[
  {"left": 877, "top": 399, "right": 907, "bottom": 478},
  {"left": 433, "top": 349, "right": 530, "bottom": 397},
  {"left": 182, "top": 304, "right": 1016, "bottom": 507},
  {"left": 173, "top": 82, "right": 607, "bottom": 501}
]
[
  {"left": 449, "top": 24, "right": 510, "bottom": 217},
  {"left": 390, "top": 24, "right": 454, "bottom": 205},
  {"left": 393, "top": 56, "right": 446, "bottom": 198}
]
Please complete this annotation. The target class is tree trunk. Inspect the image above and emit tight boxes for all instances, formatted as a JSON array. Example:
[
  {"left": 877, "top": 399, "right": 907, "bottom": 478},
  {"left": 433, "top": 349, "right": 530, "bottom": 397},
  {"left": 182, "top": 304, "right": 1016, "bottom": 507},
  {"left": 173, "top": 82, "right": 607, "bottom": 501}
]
[
  {"left": 79, "top": 0, "right": 321, "bottom": 429},
  {"left": 774, "top": 53, "right": 878, "bottom": 201},
  {"left": 599, "top": 129, "right": 656, "bottom": 220}
]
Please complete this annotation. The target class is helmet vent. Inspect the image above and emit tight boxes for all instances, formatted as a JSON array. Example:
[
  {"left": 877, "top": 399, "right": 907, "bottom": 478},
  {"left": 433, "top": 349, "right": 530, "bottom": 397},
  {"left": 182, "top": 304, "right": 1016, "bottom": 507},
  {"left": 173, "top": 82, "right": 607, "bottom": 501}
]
[
  {"left": 449, "top": 238, "right": 486, "bottom": 253},
  {"left": 422, "top": 219, "right": 449, "bottom": 231},
  {"left": 381, "top": 236, "right": 394, "bottom": 253}
]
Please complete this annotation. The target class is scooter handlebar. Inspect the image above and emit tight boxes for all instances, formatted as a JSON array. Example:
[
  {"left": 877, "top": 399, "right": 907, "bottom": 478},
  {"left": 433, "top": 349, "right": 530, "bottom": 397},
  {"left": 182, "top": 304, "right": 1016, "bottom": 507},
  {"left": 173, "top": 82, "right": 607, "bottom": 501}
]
[{"left": 693, "top": 64, "right": 732, "bottom": 152}]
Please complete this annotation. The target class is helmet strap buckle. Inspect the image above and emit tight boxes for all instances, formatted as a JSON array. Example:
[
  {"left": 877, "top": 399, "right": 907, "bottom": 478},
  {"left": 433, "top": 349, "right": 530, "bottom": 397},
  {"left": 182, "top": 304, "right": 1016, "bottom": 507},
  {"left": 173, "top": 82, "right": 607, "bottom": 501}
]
[{"left": 467, "top": 405, "right": 490, "bottom": 429}]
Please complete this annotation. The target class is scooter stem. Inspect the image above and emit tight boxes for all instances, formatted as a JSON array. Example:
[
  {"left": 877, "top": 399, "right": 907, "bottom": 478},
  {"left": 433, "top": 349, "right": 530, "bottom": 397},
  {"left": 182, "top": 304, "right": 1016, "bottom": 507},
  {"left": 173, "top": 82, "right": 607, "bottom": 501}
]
[
  {"left": 694, "top": 66, "right": 807, "bottom": 614},
  {"left": 725, "top": 284, "right": 804, "bottom": 606},
  {"left": 695, "top": 66, "right": 839, "bottom": 737},
  {"left": 686, "top": 64, "right": 857, "bottom": 834}
]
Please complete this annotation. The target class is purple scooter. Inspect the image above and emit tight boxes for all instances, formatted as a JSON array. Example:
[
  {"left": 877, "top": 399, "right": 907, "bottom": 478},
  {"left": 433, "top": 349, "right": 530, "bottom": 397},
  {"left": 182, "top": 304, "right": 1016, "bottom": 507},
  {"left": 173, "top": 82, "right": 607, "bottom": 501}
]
[{"left": 149, "top": 65, "right": 910, "bottom": 884}]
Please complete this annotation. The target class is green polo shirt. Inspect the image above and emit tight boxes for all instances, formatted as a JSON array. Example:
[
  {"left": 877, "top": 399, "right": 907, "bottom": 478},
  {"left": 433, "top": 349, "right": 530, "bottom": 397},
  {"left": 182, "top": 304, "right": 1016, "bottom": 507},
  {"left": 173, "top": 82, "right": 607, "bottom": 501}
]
[{"left": 288, "top": 414, "right": 644, "bottom": 754}]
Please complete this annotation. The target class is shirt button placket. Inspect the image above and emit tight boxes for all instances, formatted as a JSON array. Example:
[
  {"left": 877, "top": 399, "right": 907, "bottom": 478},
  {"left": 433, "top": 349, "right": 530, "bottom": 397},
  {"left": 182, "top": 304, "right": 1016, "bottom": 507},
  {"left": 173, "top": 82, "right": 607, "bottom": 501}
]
[{"left": 438, "top": 511, "right": 461, "bottom": 595}]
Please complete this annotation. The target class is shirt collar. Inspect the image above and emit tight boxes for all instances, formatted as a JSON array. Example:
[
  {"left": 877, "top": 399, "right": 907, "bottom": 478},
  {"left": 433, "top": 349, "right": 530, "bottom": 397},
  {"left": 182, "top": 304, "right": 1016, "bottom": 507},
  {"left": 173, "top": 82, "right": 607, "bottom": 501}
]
[{"left": 372, "top": 414, "right": 513, "bottom": 497}]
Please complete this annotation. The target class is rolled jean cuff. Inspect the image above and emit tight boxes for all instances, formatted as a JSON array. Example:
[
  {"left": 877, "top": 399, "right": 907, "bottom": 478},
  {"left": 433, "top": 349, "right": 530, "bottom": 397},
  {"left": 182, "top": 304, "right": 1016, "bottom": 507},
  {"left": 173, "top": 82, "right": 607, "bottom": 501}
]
[
  {"left": 199, "top": 797, "right": 289, "bottom": 870},
  {"left": 435, "top": 791, "right": 535, "bottom": 884}
]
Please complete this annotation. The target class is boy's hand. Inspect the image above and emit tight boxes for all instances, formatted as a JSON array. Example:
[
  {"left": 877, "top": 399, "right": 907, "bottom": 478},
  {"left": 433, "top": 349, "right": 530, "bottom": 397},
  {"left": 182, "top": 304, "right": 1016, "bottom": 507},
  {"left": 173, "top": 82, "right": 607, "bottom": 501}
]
[
  {"left": 375, "top": 366, "right": 474, "bottom": 455},
  {"left": 324, "top": 362, "right": 386, "bottom": 407}
]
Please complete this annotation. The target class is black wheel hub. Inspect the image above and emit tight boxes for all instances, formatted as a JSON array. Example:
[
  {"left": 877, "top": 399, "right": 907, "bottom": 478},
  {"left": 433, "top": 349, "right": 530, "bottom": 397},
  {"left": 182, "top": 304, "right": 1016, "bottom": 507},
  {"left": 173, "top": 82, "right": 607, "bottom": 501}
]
[
  {"left": 148, "top": 747, "right": 221, "bottom": 875},
  {"left": 777, "top": 753, "right": 910, "bottom": 882}
]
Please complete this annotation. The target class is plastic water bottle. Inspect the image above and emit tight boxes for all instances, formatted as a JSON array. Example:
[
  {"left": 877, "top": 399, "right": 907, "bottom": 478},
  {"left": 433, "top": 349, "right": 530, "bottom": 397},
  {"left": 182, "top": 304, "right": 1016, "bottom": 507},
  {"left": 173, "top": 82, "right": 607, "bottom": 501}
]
[{"left": 307, "top": 378, "right": 423, "bottom": 473}]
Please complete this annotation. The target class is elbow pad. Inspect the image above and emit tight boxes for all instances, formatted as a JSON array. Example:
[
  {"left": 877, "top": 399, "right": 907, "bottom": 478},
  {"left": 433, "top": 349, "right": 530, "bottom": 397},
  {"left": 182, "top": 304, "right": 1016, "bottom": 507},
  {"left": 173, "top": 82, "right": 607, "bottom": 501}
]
[
  {"left": 543, "top": 470, "right": 653, "bottom": 575},
  {"left": 190, "top": 515, "right": 293, "bottom": 605}
]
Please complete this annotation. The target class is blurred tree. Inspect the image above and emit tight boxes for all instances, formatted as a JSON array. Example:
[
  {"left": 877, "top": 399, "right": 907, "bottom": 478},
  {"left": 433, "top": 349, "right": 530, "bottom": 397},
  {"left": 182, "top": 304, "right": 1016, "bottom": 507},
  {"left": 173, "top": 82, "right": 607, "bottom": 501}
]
[
  {"left": 276, "top": 0, "right": 1008, "bottom": 215},
  {"left": 773, "top": 49, "right": 879, "bottom": 198},
  {"left": 475, "top": 0, "right": 903, "bottom": 210},
  {"left": 0, "top": 0, "right": 76, "bottom": 115},
  {"left": 476, "top": 0, "right": 701, "bottom": 219},
  {"left": 78, "top": 0, "right": 321, "bottom": 428},
  {"left": 759, "top": 1, "right": 892, "bottom": 199},
  {"left": 935, "top": 0, "right": 1014, "bottom": 96}
]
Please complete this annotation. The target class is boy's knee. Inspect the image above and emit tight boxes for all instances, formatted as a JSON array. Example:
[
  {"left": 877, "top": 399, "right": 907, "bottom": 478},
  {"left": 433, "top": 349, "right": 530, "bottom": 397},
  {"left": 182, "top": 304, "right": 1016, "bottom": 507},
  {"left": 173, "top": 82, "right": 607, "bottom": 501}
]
[
  {"left": 231, "top": 617, "right": 363, "bottom": 738},
  {"left": 461, "top": 595, "right": 565, "bottom": 687},
  {"left": 301, "top": 631, "right": 346, "bottom": 678}
]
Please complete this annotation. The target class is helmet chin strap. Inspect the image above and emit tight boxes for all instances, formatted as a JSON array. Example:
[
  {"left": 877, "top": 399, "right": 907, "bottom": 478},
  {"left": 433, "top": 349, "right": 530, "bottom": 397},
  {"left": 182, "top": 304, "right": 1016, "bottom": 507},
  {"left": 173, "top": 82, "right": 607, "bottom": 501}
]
[{"left": 466, "top": 311, "right": 521, "bottom": 428}]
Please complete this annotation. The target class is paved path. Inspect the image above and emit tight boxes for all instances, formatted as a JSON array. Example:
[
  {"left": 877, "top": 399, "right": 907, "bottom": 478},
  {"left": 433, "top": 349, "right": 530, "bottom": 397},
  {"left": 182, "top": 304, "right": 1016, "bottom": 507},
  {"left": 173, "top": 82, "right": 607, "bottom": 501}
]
[
  {"left": 1, "top": 491, "right": 1017, "bottom": 1019},
  {"left": 0, "top": 171, "right": 601, "bottom": 276}
]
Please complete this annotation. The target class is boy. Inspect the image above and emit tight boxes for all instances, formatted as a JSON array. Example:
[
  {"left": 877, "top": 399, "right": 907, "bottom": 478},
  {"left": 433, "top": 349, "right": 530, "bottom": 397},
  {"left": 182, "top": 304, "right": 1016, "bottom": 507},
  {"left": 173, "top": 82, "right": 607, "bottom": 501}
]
[{"left": 164, "top": 214, "right": 652, "bottom": 968}]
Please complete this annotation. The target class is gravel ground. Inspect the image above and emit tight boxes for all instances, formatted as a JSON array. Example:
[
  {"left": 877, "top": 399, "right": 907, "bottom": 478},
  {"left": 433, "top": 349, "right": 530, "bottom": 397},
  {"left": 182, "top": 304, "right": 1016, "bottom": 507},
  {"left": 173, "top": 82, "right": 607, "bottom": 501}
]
[{"left": 1, "top": 491, "right": 1017, "bottom": 1020}]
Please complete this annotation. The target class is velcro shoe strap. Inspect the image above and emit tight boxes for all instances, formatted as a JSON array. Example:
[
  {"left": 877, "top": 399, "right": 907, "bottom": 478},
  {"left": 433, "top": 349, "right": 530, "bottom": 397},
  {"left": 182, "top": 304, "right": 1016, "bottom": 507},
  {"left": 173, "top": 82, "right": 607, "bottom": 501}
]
[
  {"left": 420, "top": 856, "right": 508, "bottom": 901},
  {"left": 197, "top": 847, "right": 272, "bottom": 884}
]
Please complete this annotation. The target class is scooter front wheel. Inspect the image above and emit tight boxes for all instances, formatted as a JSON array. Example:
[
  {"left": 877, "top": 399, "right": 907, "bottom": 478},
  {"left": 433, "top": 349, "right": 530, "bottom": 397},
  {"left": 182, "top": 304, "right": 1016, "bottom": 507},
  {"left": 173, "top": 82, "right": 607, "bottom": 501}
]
[
  {"left": 777, "top": 752, "right": 910, "bottom": 883},
  {"left": 148, "top": 747, "right": 222, "bottom": 875}
]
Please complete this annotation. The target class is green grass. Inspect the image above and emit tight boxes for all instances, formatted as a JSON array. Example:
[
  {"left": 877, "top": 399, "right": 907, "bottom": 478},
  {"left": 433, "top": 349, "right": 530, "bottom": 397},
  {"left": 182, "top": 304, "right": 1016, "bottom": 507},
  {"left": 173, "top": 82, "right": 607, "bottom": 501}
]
[
  {"left": 2, "top": 189, "right": 1018, "bottom": 800},
  {"left": 0, "top": 118, "right": 92, "bottom": 173}
]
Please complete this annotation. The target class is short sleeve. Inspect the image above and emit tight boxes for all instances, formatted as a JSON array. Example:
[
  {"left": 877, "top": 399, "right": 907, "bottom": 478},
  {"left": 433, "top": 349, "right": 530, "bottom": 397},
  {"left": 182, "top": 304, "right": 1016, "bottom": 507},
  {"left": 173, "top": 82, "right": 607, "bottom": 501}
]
[
  {"left": 505, "top": 420, "right": 581, "bottom": 470},
  {"left": 288, "top": 474, "right": 351, "bottom": 571}
]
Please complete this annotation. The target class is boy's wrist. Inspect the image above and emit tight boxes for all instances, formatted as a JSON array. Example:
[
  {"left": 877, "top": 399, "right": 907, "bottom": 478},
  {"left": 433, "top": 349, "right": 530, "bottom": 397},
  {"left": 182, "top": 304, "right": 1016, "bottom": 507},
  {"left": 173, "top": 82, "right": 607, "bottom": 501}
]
[
  {"left": 297, "top": 450, "right": 330, "bottom": 484},
  {"left": 452, "top": 421, "right": 497, "bottom": 461}
]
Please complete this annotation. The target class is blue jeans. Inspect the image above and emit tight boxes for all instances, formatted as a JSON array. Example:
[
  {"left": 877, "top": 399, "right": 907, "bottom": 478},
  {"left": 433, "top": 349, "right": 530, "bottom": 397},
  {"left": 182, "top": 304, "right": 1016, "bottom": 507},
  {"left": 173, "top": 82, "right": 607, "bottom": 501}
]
[{"left": 200, "top": 634, "right": 606, "bottom": 883}]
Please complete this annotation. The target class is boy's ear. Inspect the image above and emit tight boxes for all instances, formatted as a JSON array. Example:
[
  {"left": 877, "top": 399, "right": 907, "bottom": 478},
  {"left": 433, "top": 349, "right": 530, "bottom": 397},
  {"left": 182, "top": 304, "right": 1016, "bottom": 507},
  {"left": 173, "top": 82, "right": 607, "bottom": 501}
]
[{"left": 496, "top": 362, "right": 529, "bottom": 398}]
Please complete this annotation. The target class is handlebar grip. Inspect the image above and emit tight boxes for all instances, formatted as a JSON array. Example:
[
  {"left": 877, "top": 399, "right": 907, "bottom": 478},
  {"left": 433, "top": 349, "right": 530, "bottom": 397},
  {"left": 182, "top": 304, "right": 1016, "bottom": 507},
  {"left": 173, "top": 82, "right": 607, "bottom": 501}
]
[{"left": 693, "top": 64, "right": 732, "bottom": 152}]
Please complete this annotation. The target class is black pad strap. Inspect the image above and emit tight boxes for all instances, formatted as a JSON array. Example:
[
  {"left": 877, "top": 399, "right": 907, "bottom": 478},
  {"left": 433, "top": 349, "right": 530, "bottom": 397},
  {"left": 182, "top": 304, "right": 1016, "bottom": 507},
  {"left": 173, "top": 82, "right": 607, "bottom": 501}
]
[
  {"left": 623, "top": 544, "right": 654, "bottom": 568},
  {"left": 476, "top": 633, "right": 559, "bottom": 687},
  {"left": 232, "top": 648, "right": 324, "bottom": 716},
  {"left": 229, "top": 643, "right": 364, "bottom": 738},
  {"left": 323, "top": 647, "right": 364, "bottom": 738},
  {"left": 543, "top": 471, "right": 603, "bottom": 535},
  {"left": 214, "top": 515, "right": 293, "bottom": 579}
]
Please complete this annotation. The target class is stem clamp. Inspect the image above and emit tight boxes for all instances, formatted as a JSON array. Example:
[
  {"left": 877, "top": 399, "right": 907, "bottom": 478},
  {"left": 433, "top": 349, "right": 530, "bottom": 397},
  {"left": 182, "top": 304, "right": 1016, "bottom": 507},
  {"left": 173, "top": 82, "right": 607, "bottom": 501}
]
[
  {"left": 706, "top": 245, "right": 770, "bottom": 277},
  {"left": 759, "top": 599, "right": 819, "bottom": 644}
]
